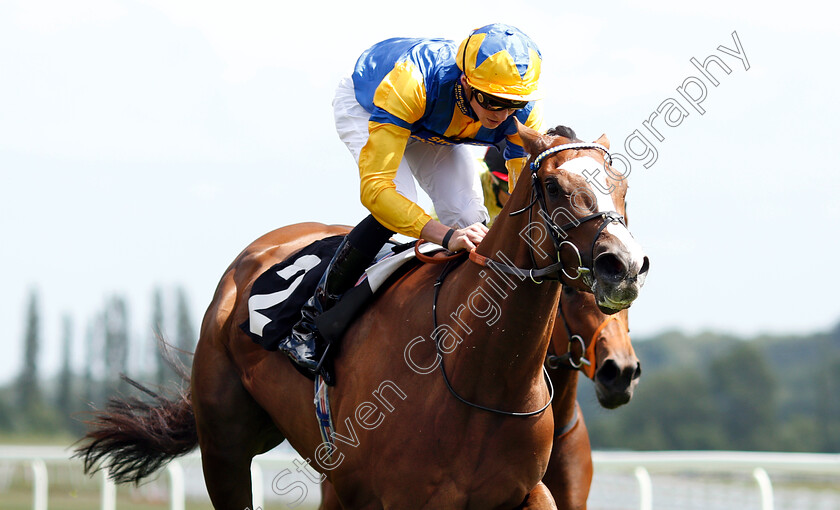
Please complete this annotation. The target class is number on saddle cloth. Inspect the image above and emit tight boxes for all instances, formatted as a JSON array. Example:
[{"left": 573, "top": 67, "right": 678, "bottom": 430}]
[
  {"left": 241, "top": 236, "right": 440, "bottom": 351},
  {"left": 240, "top": 235, "right": 345, "bottom": 351}
]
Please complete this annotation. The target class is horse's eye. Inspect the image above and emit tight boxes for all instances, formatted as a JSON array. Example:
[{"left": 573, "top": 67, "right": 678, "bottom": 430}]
[{"left": 545, "top": 180, "right": 561, "bottom": 197}]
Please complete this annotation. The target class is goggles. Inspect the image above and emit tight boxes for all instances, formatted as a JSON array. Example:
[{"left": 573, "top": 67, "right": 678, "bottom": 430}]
[{"left": 472, "top": 88, "right": 528, "bottom": 111}]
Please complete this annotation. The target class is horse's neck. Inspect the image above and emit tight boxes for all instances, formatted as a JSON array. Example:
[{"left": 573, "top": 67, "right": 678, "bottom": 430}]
[
  {"left": 438, "top": 234, "right": 561, "bottom": 405},
  {"left": 549, "top": 365, "right": 580, "bottom": 426}
]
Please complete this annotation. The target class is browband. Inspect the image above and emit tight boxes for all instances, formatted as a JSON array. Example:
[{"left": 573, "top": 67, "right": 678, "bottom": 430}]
[{"left": 530, "top": 142, "right": 611, "bottom": 171}]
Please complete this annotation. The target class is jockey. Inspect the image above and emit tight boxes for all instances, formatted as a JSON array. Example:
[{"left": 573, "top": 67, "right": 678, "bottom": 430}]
[
  {"left": 279, "top": 23, "right": 545, "bottom": 371},
  {"left": 481, "top": 143, "right": 512, "bottom": 222}
]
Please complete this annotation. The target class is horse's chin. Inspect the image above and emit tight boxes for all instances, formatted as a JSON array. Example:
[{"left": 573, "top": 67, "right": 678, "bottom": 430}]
[
  {"left": 594, "top": 287, "right": 634, "bottom": 314},
  {"left": 595, "top": 385, "right": 634, "bottom": 409},
  {"left": 597, "top": 304, "right": 622, "bottom": 315}
]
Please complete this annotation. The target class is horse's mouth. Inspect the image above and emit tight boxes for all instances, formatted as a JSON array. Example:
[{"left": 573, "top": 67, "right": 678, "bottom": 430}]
[
  {"left": 598, "top": 304, "right": 622, "bottom": 315},
  {"left": 595, "top": 290, "right": 634, "bottom": 314}
]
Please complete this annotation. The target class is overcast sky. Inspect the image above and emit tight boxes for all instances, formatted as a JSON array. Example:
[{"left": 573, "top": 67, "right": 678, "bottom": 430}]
[{"left": 2, "top": 0, "right": 838, "bottom": 384}]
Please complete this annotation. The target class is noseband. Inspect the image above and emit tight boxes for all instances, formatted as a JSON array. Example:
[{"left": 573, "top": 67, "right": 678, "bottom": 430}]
[
  {"left": 431, "top": 143, "right": 628, "bottom": 417},
  {"left": 469, "top": 142, "right": 626, "bottom": 288}
]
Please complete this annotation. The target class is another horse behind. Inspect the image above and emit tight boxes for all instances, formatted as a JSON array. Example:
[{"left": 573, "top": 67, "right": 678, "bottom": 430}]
[{"left": 542, "top": 286, "right": 638, "bottom": 510}]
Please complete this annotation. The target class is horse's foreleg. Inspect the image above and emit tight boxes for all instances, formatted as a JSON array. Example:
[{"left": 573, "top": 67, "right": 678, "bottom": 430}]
[
  {"left": 516, "top": 482, "right": 559, "bottom": 510},
  {"left": 192, "top": 333, "right": 283, "bottom": 510}
]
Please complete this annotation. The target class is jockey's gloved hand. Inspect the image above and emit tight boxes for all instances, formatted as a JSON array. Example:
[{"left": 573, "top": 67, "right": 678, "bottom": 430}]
[
  {"left": 446, "top": 223, "right": 488, "bottom": 252},
  {"left": 421, "top": 220, "right": 488, "bottom": 252}
]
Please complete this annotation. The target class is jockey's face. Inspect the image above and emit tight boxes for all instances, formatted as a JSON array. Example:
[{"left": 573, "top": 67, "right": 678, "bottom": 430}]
[{"left": 461, "top": 76, "right": 518, "bottom": 129}]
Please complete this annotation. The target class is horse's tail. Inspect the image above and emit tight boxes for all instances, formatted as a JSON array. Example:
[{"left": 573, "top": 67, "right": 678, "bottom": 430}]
[{"left": 74, "top": 344, "right": 198, "bottom": 484}]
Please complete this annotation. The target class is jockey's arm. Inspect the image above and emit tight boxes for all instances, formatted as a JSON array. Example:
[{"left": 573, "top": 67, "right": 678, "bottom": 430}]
[
  {"left": 358, "top": 61, "right": 435, "bottom": 239},
  {"left": 358, "top": 122, "right": 487, "bottom": 251},
  {"left": 358, "top": 121, "right": 431, "bottom": 238},
  {"left": 359, "top": 62, "right": 487, "bottom": 251}
]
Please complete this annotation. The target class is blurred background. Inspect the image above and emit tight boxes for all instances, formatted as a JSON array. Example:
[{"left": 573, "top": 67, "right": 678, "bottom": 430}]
[{"left": 1, "top": 0, "right": 838, "bottom": 507}]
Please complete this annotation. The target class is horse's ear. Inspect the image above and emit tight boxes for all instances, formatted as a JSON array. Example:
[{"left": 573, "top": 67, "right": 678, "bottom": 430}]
[
  {"left": 517, "top": 121, "right": 552, "bottom": 156},
  {"left": 595, "top": 133, "right": 610, "bottom": 150}
]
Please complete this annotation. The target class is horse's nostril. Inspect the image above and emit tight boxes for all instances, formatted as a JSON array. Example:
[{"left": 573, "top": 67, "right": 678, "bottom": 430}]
[
  {"left": 632, "top": 361, "right": 642, "bottom": 380},
  {"left": 594, "top": 252, "right": 627, "bottom": 282},
  {"left": 639, "top": 256, "right": 650, "bottom": 276},
  {"left": 597, "top": 359, "right": 619, "bottom": 384}
]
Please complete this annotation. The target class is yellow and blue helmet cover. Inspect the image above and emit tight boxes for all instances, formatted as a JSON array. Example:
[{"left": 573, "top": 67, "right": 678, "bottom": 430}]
[{"left": 456, "top": 23, "right": 542, "bottom": 101}]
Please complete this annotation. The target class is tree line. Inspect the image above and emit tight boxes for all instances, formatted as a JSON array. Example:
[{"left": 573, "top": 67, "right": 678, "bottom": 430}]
[
  {"left": 1, "top": 288, "right": 196, "bottom": 437},
  {"left": 3, "top": 287, "right": 839, "bottom": 453},
  {"left": 578, "top": 326, "right": 840, "bottom": 453}
]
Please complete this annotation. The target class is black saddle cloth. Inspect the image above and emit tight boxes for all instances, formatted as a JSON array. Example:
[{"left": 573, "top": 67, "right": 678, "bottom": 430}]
[{"left": 239, "top": 235, "right": 344, "bottom": 351}]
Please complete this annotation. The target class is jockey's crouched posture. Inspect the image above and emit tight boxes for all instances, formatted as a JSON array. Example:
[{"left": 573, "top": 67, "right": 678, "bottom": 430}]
[{"left": 278, "top": 23, "right": 546, "bottom": 371}]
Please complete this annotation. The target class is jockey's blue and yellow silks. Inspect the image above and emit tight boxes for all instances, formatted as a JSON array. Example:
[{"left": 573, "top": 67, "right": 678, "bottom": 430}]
[
  {"left": 351, "top": 34, "right": 544, "bottom": 238},
  {"left": 456, "top": 24, "right": 542, "bottom": 101}
]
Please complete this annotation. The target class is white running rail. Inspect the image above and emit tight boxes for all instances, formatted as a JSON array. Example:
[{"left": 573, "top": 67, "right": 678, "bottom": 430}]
[
  {"left": 591, "top": 450, "right": 840, "bottom": 510},
  {"left": 1, "top": 446, "right": 838, "bottom": 509}
]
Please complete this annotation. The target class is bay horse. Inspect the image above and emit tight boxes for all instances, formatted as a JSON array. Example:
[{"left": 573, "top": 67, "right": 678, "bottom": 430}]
[{"left": 75, "top": 123, "right": 649, "bottom": 509}]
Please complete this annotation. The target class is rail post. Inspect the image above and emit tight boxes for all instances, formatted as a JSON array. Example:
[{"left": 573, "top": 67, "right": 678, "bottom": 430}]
[
  {"left": 753, "top": 467, "right": 774, "bottom": 510},
  {"left": 251, "top": 461, "right": 265, "bottom": 509},
  {"left": 168, "top": 460, "right": 185, "bottom": 510},
  {"left": 100, "top": 466, "right": 116, "bottom": 510},
  {"left": 634, "top": 466, "right": 652, "bottom": 510},
  {"left": 30, "top": 458, "right": 48, "bottom": 510}
]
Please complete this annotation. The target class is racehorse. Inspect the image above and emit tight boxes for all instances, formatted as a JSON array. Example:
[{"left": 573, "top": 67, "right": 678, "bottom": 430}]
[
  {"left": 319, "top": 285, "right": 639, "bottom": 510},
  {"left": 75, "top": 123, "right": 649, "bottom": 509},
  {"left": 541, "top": 287, "right": 638, "bottom": 510}
]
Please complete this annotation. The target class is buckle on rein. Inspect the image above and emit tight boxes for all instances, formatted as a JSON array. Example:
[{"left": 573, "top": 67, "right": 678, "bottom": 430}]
[{"left": 546, "top": 334, "right": 593, "bottom": 371}]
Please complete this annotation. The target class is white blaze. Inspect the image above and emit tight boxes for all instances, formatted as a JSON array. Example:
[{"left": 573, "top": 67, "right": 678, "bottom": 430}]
[{"left": 558, "top": 156, "right": 646, "bottom": 272}]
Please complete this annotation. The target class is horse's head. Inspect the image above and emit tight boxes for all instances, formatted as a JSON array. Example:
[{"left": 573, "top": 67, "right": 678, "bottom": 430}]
[
  {"left": 550, "top": 285, "right": 640, "bottom": 409},
  {"left": 516, "top": 123, "right": 650, "bottom": 313}
]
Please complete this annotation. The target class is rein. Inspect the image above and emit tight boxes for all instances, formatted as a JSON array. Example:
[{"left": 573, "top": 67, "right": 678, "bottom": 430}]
[
  {"left": 414, "top": 240, "right": 466, "bottom": 264},
  {"left": 423, "top": 142, "right": 626, "bottom": 418},
  {"left": 546, "top": 298, "right": 624, "bottom": 380},
  {"left": 470, "top": 142, "right": 626, "bottom": 286},
  {"left": 431, "top": 259, "right": 554, "bottom": 417}
]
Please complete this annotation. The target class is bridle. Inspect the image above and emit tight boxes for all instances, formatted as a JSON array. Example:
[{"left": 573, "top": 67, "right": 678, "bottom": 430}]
[
  {"left": 430, "top": 142, "right": 628, "bottom": 417},
  {"left": 545, "top": 290, "right": 625, "bottom": 380},
  {"left": 469, "top": 142, "right": 626, "bottom": 288},
  {"left": 544, "top": 290, "right": 626, "bottom": 437},
  {"left": 430, "top": 258, "right": 554, "bottom": 417}
]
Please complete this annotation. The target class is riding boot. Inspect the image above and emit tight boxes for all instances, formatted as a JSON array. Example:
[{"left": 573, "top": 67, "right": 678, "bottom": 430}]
[{"left": 277, "top": 215, "right": 394, "bottom": 371}]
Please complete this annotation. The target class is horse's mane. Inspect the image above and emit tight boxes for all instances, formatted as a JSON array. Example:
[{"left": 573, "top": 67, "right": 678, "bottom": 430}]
[{"left": 545, "top": 125, "right": 579, "bottom": 142}]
